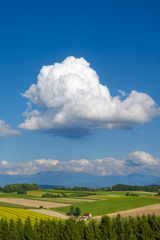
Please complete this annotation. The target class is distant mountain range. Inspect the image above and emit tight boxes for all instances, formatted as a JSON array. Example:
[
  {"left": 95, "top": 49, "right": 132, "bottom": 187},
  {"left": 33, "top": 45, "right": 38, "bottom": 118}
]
[
  {"left": 0, "top": 171, "right": 160, "bottom": 187},
  {"left": 0, "top": 171, "right": 160, "bottom": 188}
]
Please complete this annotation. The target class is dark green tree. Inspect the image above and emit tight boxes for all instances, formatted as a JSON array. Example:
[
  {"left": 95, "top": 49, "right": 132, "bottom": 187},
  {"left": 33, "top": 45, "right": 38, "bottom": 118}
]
[
  {"left": 85, "top": 219, "right": 100, "bottom": 240},
  {"left": 75, "top": 207, "right": 81, "bottom": 216},
  {"left": 70, "top": 205, "right": 74, "bottom": 215},
  {"left": 63, "top": 218, "right": 81, "bottom": 240},
  {"left": 0, "top": 218, "right": 10, "bottom": 240},
  {"left": 23, "top": 217, "right": 35, "bottom": 240},
  {"left": 114, "top": 214, "right": 124, "bottom": 240},
  {"left": 100, "top": 215, "right": 114, "bottom": 239},
  {"left": 16, "top": 218, "right": 24, "bottom": 239}
]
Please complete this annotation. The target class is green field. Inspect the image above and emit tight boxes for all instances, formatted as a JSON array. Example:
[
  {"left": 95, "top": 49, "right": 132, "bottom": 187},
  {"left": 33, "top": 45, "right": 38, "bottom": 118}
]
[
  {"left": 0, "top": 192, "right": 39, "bottom": 199},
  {"left": 53, "top": 196, "right": 160, "bottom": 216},
  {"left": 0, "top": 201, "right": 36, "bottom": 209},
  {"left": 93, "top": 191, "right": 156, "bottom": 196}
]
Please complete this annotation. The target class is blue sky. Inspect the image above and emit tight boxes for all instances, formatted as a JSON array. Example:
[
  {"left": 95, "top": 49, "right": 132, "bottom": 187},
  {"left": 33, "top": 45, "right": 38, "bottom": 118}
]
[{"left": 0, "top": 0, "right": 160, "bottom": 177}]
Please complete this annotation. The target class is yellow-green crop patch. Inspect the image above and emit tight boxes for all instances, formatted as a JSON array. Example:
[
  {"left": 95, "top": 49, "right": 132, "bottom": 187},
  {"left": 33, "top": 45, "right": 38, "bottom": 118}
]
[
  {"left": 27, "top": 190, "right": 45, "bottom": 197},
  {"left": 0, "top": 207, "right": 60, "bottom": 223}
]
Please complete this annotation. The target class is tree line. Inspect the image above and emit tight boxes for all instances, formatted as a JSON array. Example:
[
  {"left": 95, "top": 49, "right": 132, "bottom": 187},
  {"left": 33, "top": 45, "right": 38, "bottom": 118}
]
[
  {"left": 111, "top": 184, "right": 159, "bottom": 192},
  {"left": 0, "top": 214, "right": 160, "bottom": 239},
  {"left": 41, "top": 193, "right": 67, "bottom": 198},
  {"left": 55, "top": 186, "right": 94, "bottom": 191},
  {"left": 55, "top": 184, "right": 160, "bottom": 192},
  {"left": 0, "top": 183, "right": 39, "bottom": 193}
]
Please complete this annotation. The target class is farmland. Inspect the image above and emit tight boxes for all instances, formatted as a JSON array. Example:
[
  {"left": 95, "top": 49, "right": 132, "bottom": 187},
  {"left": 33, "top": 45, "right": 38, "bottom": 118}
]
[
  {"left": 53, "top": 195, "right": 160, "bottom": 216},
  {"left": 0, "top": 188, "right": 160, "bottom": 219}
]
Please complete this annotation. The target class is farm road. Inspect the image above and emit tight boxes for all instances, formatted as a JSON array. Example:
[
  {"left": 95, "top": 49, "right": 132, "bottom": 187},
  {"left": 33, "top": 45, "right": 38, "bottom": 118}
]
[
  {"left": 28, "top": 209, "right": 69, "bottom": 219},
  {"left": 93, "top": 204, "right": 160, "bottom": 219}
]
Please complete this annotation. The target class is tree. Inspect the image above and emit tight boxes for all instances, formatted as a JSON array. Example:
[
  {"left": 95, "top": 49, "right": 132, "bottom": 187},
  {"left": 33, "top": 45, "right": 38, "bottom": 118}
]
[
  {"left": 23, "top": 217, "right": 35, "bottom": 239},
  {"left": 17, "top": 188, "right": 27, "bottom": 194},
  {"left": 114, "top": 214, "right": 124, "bottom": 240},
  {"left": 85, "top": 220, "right": 100, "bottom": 240},
  {"left": 75, "top": 207, "right": 81, "bottom": 216},
  {"left": 70, "top": 205, "right": 74, "bottom": 215},
  {"left": 106, "top": 186, "right": 112, "bottom": 191},
  {"left": 100, "top": 215, "right": 114, "bottom": 239}
]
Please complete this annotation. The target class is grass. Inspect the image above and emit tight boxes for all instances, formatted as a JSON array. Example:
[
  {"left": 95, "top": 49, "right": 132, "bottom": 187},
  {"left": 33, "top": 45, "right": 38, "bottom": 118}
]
[
  {"left": 95, "top": 191, "right": 156, "bottom": 196},
  {"left": 0, "top": 201, "right": 36, "bottom": 209},
  {"left": 52, "top": 196, "right": 160, "bottom": 216},
  {"left": 0, "top": 192, "right": 39, "bottom": 199}
]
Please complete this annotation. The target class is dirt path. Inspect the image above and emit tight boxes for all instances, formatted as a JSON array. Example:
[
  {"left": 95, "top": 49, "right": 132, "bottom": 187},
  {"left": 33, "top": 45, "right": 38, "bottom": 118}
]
[
  {"left": 0, "top": 198, "right": 71, "bottom": 208},
  {"left": 28, "top": 209, "right": 69, "bottom": 219},
  {"left": 93, "top": 204, "right": 160, "bottom": 219}
]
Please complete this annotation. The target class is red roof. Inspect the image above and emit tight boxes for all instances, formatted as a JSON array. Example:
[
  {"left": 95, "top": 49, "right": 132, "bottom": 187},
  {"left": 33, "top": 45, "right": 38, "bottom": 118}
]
[{"left": 83, "top": 214, "right": 90, "bottom": 217}]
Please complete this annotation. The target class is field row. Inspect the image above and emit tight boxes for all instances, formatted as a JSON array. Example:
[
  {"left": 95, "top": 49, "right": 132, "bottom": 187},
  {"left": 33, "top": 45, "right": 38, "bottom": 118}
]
[{"left": 0, "top": 207, "right": 59, "bottom": 222}]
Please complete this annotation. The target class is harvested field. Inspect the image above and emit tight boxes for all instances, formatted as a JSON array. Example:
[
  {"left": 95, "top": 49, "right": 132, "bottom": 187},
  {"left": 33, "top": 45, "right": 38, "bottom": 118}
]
[
  {"left": 93, "top": 204, "right": 160, "bottom": 219},
  {"left": 133, "top": 191, "right": 157, "bottom": 194},
  {"left": 29, "top": 209, "right": 69, "bottom": 219},
  {"left": 0, "top": 198, "right": 71, "bottom": 208},
  {"left": 107, "top": 195, "right": 119, "bottom": 197}
]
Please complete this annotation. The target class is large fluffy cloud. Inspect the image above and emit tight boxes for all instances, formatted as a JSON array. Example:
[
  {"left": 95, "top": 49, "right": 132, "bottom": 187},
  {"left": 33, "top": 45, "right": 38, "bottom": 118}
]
[
  {"left": 1, "top": 151, "right": 159, "bottom": 176},
  {"left": 19, "top": 56, "right": 160, "bottom": 137},
  {"left": 0, "top": 119, "right": 21, "bottom": 137}
]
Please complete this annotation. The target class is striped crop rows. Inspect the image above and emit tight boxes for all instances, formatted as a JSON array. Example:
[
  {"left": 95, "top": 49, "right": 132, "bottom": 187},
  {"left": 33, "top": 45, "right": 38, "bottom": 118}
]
[{"left": 0, "top": 207, "right": 59, "bottom": 222}]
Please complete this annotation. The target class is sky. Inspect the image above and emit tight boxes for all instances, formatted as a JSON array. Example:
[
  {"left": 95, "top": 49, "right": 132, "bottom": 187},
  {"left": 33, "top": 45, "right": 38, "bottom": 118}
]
[{"left": 0, "top": 0, "right": 160, "bottom": 177}]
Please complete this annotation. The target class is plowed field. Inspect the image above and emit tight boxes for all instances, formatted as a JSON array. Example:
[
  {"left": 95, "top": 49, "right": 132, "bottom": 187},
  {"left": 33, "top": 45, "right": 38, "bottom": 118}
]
[{"left": 0, "top": 198, "right": 71, "bottom": 208}]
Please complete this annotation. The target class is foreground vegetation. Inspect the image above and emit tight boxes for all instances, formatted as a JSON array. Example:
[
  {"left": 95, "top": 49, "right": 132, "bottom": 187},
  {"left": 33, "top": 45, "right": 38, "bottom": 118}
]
[
  {"left": 0, "top": 183, "right": 160, "bottom": 238},
  {"left": 0, "top": 214, "right": 160, "bottom": 239}
]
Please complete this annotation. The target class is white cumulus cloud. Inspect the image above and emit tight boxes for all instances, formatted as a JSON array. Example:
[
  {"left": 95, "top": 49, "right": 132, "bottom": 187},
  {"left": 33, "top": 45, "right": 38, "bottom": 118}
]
[
  {"left": 125, "top": 151, "right": 160, "bottom": 168},
  {"left": 19, "top": 56, "right": 160, "bottom": 138},
  {"left": 0, "top": 119, "right": 21, "bottom": 137},
  {"left": 0, "top": 151, "right": 159, "bottom": 176}
]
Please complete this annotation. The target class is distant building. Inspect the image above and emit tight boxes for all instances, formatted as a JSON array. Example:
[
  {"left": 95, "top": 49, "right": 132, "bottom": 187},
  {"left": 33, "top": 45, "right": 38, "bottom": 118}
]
[{"left": 78, "top": 213, "right": 92, "bottom": 220}]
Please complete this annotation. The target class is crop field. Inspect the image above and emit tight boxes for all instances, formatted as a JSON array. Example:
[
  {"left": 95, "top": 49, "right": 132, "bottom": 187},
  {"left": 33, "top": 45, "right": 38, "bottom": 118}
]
[
  {"left": 1, "top": 189, "right": 160, "bottom": 219},
  {"left": 0, "top": 207, "right": 59, "bottom": 222},
  {"left": 27, "top": 190, "right": 96, "bottom": 199},
  {"left": 53, "top": 196, "right": 160, "bottom": 216},
  {"left": 37, "top": 197, "right": 94, "bottom": 204},
  {"left": 26, "top": 191, "right": 93, "bottom": 203}
]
